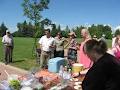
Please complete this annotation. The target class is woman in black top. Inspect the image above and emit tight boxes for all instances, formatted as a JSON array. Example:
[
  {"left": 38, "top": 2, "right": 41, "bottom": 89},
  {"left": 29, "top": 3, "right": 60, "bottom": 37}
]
[{"left": 82, "top": 39, "right": 120, "bottom": 90}]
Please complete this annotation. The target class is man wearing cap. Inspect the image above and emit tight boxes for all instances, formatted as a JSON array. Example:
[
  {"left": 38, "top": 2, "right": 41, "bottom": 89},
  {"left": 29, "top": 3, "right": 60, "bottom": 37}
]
[{"left": 2, "top": 30, "right": 14, "bottom": 64}]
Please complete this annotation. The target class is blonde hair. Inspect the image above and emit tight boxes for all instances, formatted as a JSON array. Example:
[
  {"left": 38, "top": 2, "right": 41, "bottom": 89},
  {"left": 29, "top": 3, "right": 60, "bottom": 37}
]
[{"left": 81, "top": 28, "right": 91, "bottom": 38}]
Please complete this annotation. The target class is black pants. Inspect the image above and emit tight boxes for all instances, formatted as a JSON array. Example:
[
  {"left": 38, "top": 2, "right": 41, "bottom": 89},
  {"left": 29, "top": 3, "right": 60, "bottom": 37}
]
[{"left": 54, "top": 50, "right": 64, "bottom": 58}]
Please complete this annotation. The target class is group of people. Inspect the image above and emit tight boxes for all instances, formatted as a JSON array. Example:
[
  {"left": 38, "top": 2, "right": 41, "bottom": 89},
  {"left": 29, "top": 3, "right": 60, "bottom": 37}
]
[
  {"left": 38, "top": 28, "right": 120, "bottom": 90},
  {"left": 38, "top": 28, "right": 92, "bottom": 69},
  {"left": 2, "top": 28, "right": 120, "bottom": 90},
  {"left": 38, "top": 29, "right": 79, "bottom": 68}
]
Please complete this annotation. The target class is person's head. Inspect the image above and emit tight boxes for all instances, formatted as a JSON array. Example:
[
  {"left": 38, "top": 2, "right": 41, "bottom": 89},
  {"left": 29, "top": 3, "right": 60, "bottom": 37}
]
[
  {"left": 57, "top": 32, "right": 62, "bottom": 38},
  {"left": 115, "top": 35, "right": 120, "bottom": 46},
  {"left": 83, "top": 39, "right": 107, "bottom": 62},
  {"left": 6, "top": 30, "right": 11, "bottom": 36},
  {"left": 68, "top": 32, "right": 76, "bottom": 39},
  {"left": 81, "top": 28, "right": 90, "bottom": 38},
  {"left": 44, "top": 29, "right": 50, "bottom": 37}
]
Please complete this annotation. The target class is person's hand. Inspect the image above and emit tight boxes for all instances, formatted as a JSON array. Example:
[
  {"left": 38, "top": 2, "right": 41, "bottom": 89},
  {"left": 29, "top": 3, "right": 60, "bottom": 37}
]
[
  {"left": 6, "top": 42, "right": 10, "bottom": 46},
  {"left": 80, "top": 68, "right": 89, "bottom": 75}
]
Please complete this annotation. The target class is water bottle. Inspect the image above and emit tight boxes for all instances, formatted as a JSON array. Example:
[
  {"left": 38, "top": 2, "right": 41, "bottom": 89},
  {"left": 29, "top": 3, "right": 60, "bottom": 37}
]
[{"left": 59, "top": 65, "right": 64, "bottom": 77}]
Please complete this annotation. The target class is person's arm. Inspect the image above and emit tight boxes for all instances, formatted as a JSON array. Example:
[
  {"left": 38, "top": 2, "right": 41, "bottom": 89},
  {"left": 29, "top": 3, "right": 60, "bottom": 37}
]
[
  {"left": 2, "top": 36, "right": 5, "bottom": 44},
  {"left": 49, "top": 39, "right": 56, "bottom": 48},
  {"left": 2, "top": 36, "right": 9, "bottom": 45},
  {"left": 76, "top": 43, "right": 80, "bottom": 50},
  {"left": 11, "top": 36, "right": 14, "bottom": 48},
  {"left": 64, "top": 38, "right": 70, "bottom": 49},
  {"left": 38, "top": 37, "right": 43, "bottom": 49}
]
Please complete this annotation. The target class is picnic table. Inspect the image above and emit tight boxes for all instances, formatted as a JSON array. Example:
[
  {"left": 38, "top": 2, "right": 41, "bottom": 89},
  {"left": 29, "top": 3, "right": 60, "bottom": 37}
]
[
  {"left": 35, "top": 69, "right": 85, "bottom": 90},
  {"left": 0, "top": 68, "right": 85, "bottom": 90}
]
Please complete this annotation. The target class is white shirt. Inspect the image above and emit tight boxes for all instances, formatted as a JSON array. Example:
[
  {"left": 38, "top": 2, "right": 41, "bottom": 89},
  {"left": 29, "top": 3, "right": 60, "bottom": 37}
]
[
  {"left": 38, "top": 35, "right": 55, "bottom": 52},
  {"left": 2, "top": 35, "right": 14, "bottom": 46}
]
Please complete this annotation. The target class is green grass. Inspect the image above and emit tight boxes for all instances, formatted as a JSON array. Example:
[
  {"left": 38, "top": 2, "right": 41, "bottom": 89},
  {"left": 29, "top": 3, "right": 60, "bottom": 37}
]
[
  {"left": 0, "top": 37, "right": 39, "bottom": 70},
  {"left": 0, "top": 37, "right": 112, "bottom": 70}
]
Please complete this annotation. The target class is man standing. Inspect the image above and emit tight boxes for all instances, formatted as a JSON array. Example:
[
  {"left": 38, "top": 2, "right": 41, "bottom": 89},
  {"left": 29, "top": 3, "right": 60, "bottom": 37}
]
[
  {"left": 38, "top": 29, "right": 55, "bottom": 68},
  {"left": 2, "top": 30, "right": 14, "bottom": 65}
]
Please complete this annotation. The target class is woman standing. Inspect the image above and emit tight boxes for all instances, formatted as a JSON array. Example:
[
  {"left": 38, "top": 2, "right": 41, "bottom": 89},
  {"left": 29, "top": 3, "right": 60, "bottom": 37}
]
[
  {"left": 66, "top": 32, "right": 79, "bottom": 66},
  {"left": 79, "top": 28, "right": 92, "bottom": 69},
  {"left": 54, "top": 32, "right": 65, "bottom": 58}
]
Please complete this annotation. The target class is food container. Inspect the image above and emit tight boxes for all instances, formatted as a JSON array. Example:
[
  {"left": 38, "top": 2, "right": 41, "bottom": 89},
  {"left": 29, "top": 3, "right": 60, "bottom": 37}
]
[
  {"left": 48, "top": 57, "right": 65, "bottom": 73},
  {"left": 72, "top": 63, "right": 83, "bottom": 74}
]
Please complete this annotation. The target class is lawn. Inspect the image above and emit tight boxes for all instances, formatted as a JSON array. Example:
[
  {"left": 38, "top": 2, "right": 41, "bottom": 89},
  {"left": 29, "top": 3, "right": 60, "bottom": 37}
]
[
  {"left": 0, "top": 37, "right": 112, "bottom": 70},
  {"left": 0, "top": 37, "right": 40, "bottom": 70}
]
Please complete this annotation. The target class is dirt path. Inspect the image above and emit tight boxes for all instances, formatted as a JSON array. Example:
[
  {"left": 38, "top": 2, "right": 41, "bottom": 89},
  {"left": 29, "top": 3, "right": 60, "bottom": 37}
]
[{"left": 0, "top": 62, "right": 28, "bottom": 81}]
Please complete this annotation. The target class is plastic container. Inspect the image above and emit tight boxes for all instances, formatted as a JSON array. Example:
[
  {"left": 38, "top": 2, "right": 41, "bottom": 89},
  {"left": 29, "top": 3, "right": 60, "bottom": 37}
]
[
  {"left": 48, "top": 57, "right": 65, "bottom": 73},
  {"left": 72, "top": 63, "right": 83, "bottom": 74}
]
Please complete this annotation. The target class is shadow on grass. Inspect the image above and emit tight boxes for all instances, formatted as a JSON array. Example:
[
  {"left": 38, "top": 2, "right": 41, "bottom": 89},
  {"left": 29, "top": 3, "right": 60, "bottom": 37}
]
[{"left": 12, "top": 60, "right": 25, "bottom": 63}]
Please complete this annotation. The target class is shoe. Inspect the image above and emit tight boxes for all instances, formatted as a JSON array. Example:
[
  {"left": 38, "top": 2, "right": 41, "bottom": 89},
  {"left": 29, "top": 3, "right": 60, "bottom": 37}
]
[{"left": 9, "top": 61, "right": 12, "bottom": 63}]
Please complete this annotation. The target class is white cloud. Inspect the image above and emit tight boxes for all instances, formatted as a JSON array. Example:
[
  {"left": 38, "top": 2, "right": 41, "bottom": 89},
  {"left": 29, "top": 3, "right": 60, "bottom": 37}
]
[
  {"left": 8, "top": 26, "right": 18, "bottom": 33},
  {"left": 114, "top": 25, "right": 120, "bottom": 30}
]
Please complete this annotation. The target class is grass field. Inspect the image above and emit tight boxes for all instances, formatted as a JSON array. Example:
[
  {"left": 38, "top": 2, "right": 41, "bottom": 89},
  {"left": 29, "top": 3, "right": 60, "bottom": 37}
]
[
  {"left": 0, "top": 37, "right": 112, "bottom": 70},
  {"left": 0, "top": 37, "right": 39, "bottom": 70}
]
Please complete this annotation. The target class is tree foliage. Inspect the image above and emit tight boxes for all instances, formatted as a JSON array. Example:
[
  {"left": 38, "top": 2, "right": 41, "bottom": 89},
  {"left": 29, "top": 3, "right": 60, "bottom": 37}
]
[
  {"left": 22, "top": 0, "right": 50, "bottom": 55},
  {"left": 11, "top": 23, "right": 114, "bottom": 40},
  {"left": 0, "top": 22, "right": 8, "bottom": 37}
]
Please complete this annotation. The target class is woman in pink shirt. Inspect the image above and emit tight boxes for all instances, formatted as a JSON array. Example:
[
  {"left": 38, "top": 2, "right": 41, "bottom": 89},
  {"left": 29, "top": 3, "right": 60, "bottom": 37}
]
[
  {"left": 79, "top": 28, "right": 92, "bottom": 69},
  {"left": 112, "top": 36, "right": 120, "bottom": 60}
]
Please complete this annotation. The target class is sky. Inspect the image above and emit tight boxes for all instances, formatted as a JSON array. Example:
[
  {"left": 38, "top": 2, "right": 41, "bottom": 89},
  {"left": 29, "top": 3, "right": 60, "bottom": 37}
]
[{"left": 0, "top": 0, "right": 120, "bottom": 32}]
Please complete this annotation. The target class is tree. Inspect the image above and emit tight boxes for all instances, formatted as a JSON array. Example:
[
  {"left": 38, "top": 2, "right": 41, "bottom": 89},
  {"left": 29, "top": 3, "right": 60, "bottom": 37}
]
[
  {"left": 88, "top": 24, "right": 112, "bottom": 39},
  {"left": 51, "top": 24, "right": 57, "bottom": 37},
  {"left": 57, "top": 24, "right": 61, "bottom": 32},
  {"left": 73, "top": 26, "right": 84, "bottom": 38},
  {"left": 103, "top": 25, "right": 112, "bottom": 39},
  {"left": 0, "top": 22, "right": 8, "bottom": 37},
  {"left": 22, "top": 0, "right": 50, "bottom": 55},
  {"left": 63, "top": 25, "right": 70, "bottom": 38},
  {"left": 14, "top": 21, "right": 34, "bottom": 37}
]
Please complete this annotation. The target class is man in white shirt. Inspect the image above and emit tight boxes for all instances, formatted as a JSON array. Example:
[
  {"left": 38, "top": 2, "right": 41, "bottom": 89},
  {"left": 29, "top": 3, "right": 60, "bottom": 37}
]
[
  {"left": 38, "top": 29, "right": 55, "bottom": 68},
  {"left": 2, "top": 30, "right": 14, "bottom": 65}
]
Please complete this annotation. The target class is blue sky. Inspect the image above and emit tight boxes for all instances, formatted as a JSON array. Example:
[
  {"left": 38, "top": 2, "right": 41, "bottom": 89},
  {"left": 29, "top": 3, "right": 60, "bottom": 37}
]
[{"left": 0, "top": 0, "right": 120, "bottom": 32}]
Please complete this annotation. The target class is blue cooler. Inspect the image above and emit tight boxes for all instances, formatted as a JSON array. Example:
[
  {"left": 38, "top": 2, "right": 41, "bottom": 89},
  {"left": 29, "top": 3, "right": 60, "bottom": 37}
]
[{"left": 48, "top": 57, "right": 65, "bottom": 73}]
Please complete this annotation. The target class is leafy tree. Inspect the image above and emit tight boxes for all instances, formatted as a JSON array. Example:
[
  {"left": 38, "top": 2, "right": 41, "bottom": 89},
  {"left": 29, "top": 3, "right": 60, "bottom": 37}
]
[
  {"left": 51, "top": 24, "right": 61, "bottom": 37},
  {"left": 89, "top": 24, "right": 112, "bottom": 39},
  {"left": 57, "top": 24, "right": 61, "bottom": 32},
  {"left": 51, "top": 24, "right": 57, "bottom": 37},
  {"left": 22, "top": 0, "right": 50, "bottom": 55},
  {"left": 103, "top": 25, "right": 112, "bottom": 39},
  {"left": 0, "top": 22, "right": 8, "bottom": 37},
  {"left": 14, "top": 21, "right": 34, "bottom": 37},
  {"left": 39, "top": 18, "right": 52, "bottom": 37},
  {"left": 63, "top": 25, "right": 70, "bottom": 38},
  {"left": 73, "top": 26, "right": 85, "bottom": 38}
]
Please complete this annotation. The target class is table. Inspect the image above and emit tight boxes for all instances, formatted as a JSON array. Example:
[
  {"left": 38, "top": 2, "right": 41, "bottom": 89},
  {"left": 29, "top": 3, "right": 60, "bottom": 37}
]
[{"left": 35, "top": 69, "right": 85, "bottom": 90}]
